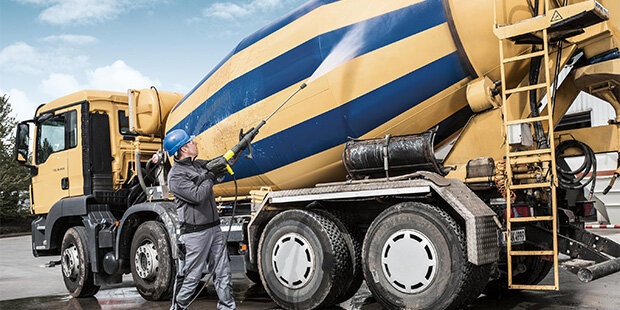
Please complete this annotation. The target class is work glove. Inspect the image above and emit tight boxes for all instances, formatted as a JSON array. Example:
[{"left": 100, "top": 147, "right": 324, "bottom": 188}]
[{"left": 205, "top": 156, "right": 229, "bottom": 179}]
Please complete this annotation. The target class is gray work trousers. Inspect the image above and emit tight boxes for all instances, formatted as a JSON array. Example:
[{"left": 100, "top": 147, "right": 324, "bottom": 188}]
[{"left": 173, "top": 226, "right": 236, "bottom": 310}]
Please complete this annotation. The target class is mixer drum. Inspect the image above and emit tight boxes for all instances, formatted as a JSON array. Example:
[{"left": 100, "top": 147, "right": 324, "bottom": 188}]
[{"left": 343, "top": 128, "right": 448, "bottom": 180}]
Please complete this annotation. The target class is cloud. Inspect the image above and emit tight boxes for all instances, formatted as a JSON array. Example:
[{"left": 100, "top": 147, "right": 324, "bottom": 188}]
[
  {"left": 0, "top": 42, "right": 40, "bottom": 74},
  {"left": 87, "top": 60, "right": 159, "bottom": 91},
  {"left": 40, "top": 34, "right": 98, "bottom": 45},
  {"left": 14, "top": 0, "right": 156, "bottom": 26},
  {"left": 200, "top": 0, "right": 300, "bottom": 21},
  {"left": 0, "top": 41, "right": 89, "bottom": 74},
  {"left": 31, "top": 60, "right": 160, "bottom": 104},
  {"left": 203, "top": 3, "right": 250, "bottom": 20},
  {"left": 0, "top": 88, "right": 39, "bottom": 120},
  {"left": 41, "top": 73, "right": 81, "bottom": 97},
  {"left": 38, "top": 60, "right": 158, "bottom": 97}
]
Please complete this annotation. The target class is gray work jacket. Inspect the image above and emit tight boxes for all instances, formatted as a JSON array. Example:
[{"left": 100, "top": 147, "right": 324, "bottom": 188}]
[{"left": 168, "top": 156, "right": 219, "bottom": 229}]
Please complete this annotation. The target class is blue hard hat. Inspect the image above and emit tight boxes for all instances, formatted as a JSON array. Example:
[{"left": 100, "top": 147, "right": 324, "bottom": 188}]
[{"left": 163, "top": 129, "right": 195, "bottom": 156}]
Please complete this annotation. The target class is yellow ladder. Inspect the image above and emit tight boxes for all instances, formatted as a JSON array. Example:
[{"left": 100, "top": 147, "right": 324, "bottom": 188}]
[{"left": 494, "top": 0, "right": 559, "bottom": 291}]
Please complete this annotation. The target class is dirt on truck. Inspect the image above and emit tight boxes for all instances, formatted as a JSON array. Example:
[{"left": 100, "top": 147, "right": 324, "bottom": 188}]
[{"left": 13, "top": 0, "right": 620, "bottom": 309}]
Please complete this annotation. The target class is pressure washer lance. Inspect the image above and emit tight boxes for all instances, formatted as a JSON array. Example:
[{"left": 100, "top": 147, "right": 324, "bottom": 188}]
[
  {"left": 207, "top": 82, "right": 307, "bottom": 174},
  {"left": 183, "top": 82, "right": 307, "bottom": 308}
]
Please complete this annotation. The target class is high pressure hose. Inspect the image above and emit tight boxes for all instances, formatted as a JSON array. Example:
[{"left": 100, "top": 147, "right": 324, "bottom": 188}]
[
  {"left": 556, "top": 139, "right": 597, "bottom": 200},
  {"left": 184, "top": 174, "right": 239, "bottom": 308}
]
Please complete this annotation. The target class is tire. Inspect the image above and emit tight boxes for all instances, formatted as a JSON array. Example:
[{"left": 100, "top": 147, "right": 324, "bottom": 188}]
[
  {"left": 362, "top": 202, "right": 491, "bottom": 310},
  {"left": 312, "top": 209, "right": 364, "bottom": 303},
  {"left": 245, "top": 270, "right": 262, "bottom": 284},
  {"left": 130, "top": 221, "right": 174, "bottom": 301},
  {"left": 258, "top": 209, "right": 352, "bottom": 309},
  {"left": 61, "top": 226, "right": 100, "bottom": 297}
]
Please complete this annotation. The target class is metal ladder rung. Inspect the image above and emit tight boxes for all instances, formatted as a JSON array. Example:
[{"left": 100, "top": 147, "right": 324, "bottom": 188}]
[
  {"left": 510, "top": 284, "right": 558, "bottom": 290},
  {"left": 505, "top": 115, "right": 551, "bottom": 125},
  {"left": 509, "top": 216, "right": 554, "bottom": 222},
  {"left": 510, "top": 250, "right": 554, "bottom": 256},
  {"left": 510, "top": 182, "right": 552, "bottom": 190},
  {"left": 508, "top": 148, "right": 552, "bottom": 157},
  {"left": 505, "top": 83, "right": 547, "bottom": 94},
  {"left": 502, "top": 50, "right": 546, "bottom": 63}
]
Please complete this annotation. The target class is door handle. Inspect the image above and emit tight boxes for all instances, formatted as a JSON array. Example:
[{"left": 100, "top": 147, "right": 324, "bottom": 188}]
[{"left": 61, "top": 177, "right": 69, "bottom": 190}]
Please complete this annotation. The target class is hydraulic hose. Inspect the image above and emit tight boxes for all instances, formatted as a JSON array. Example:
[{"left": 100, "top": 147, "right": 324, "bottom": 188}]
[
  {"left": 527, "top": 0, "right": 548, "bottom": 149},
  {"left": 556, "top": 139, "right": 597, "bottom": 199},
  {"left": 550, "top": 0, "right": 568, "bottom": 126}
]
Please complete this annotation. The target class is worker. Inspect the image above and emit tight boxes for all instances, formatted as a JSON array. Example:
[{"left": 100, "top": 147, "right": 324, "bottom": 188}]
[{"left": 164, "top": 128, "right": 236, "bottom": 310}]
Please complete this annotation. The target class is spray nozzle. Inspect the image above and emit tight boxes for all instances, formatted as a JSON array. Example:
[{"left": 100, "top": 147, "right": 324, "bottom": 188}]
[{"left": 300, "top": 82, "right": 307, "bottom": 89}]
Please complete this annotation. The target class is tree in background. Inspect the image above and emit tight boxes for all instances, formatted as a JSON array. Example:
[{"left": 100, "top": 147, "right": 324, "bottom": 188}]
[{"left": 0, "top": 94, "right": 31, "bottom": 222}]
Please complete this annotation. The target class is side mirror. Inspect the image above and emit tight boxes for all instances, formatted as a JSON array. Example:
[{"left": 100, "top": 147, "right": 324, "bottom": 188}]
[{"left": 15, "top": 121, "right": 33, "bottom": 166}]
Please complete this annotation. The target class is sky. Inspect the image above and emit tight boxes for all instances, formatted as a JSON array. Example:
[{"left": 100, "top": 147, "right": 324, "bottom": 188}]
[{"left": 0, "top": 0, "right": 305, "bottom": 121}]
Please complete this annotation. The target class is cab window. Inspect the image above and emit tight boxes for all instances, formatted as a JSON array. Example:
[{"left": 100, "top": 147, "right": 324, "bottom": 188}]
[
  {"left": 36, "top": 110, "right": 77, "bottom": 164},
  {"left": 118, "top": 110, "right": 131, "bottom": 135}
]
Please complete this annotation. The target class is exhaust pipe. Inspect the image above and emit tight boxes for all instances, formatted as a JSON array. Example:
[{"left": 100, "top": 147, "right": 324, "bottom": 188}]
[{"left": 578, "top": 257, "right": 620, "bottom": 282}]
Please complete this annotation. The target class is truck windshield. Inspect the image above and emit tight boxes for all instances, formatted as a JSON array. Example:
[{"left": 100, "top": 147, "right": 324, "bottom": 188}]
[{"left": 36, "top": 110, "right": 77, "bottom": 164}]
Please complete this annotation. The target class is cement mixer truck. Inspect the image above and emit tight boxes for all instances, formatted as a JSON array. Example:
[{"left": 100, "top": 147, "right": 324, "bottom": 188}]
[{"left": 14, "top": 0, "right": 620, "bottom": 309}]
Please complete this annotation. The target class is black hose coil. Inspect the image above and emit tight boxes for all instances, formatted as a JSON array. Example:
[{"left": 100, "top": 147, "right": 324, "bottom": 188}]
[{"left": 555, "top": 140, "right": 597, "bottom": 197}]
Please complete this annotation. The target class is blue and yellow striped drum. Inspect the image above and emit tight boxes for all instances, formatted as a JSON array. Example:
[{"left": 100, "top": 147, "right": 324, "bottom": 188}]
[{"left": 165, "top": 0, "right": 532, "bottom": 196}]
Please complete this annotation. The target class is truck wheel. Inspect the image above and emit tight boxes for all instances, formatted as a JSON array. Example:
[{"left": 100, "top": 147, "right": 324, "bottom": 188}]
[
  {"left": 258, "top": 209, "right": 352, "bottom": 309},
  {"left": 245, "top": 270, "right": 262, "bottom": 284},
  {"left": 312, "top": 209, "right": 364, "bottom": 303},
  {"left": 362, "top": 202, "right": 490, "bottom": 310},
  {"left": 61, "top": 226, "right": 100, "bottom": 297},
  {"left": 130, "top": 221, "right": 174, "bottom": 301}
]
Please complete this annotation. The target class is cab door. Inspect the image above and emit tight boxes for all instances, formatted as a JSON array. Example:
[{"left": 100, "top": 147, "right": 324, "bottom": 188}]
[{"left": 31, "top": 108, "right": 79, "bottom": 214}]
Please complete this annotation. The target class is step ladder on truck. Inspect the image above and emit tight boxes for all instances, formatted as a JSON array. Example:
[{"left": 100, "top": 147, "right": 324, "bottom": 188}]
[{"left": 492, "top": 0, "right": 620, "bottom": 289}]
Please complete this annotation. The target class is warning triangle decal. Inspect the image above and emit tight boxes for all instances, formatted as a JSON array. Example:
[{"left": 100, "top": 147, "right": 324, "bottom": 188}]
[{"left": 550, "top": 11, "right": 563, "bottom": 23}]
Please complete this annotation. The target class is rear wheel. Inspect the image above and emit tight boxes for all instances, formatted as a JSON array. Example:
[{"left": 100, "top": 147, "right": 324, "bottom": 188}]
[
  {"left": 312, "top": 208, "right": 364, "bottom": 303},
  {"left": 362, "top": 202, "right": 491, "bottom": 310},
  {"left": 258, "top": 209, "right": 352, "bottom": 309},
  {"left": 61, "top": 226, "right": 100, "bottom": 297},
  {"left": 130, "top": 221, "right": 174, "bottom": 301}
]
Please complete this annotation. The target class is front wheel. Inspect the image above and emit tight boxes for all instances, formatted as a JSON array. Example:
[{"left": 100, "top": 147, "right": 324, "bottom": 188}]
[
  {"left": 130, "top": 221, "right": 174, "bottom": 301},
  {"left": 61, "top": 226, "right": 100, "bottom": 297},
  {"left": 362, "top": 202, "right": 490, "bottom": 310},
  {"left": 258, "top": 209, "right": 352, "bottom": 309}
]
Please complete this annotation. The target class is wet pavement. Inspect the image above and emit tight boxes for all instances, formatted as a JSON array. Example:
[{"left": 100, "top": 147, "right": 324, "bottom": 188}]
[{"left": 1, "top": 231, "right": 619, "bottom": 310}]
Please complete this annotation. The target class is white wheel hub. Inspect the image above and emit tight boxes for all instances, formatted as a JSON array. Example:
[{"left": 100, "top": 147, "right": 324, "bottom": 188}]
[
  {"left": 381, "top": 229, "right": 438, "bottom": 294},
  {"left": 272, "top": 233, "right": 315, "bottom": 289},
  {"left": 62, "top": 245, "right": 79, "bottom": 278},
  {"left": 135, "top": 241, "right": 159, "bottom": 280}
]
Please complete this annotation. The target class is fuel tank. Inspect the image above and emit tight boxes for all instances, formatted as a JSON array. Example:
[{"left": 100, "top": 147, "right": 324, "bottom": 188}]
[{"left": 165, "top": 0, "right": 617, "bottom": 196}]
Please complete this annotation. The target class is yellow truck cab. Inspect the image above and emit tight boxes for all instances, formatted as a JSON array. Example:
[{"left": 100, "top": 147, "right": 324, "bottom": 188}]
[
  {"left": 14, "top": 90, "right": 190, "bottom": 299},
  {"left": 24, "top": 91, "right": 135, "bottom": 214}
]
